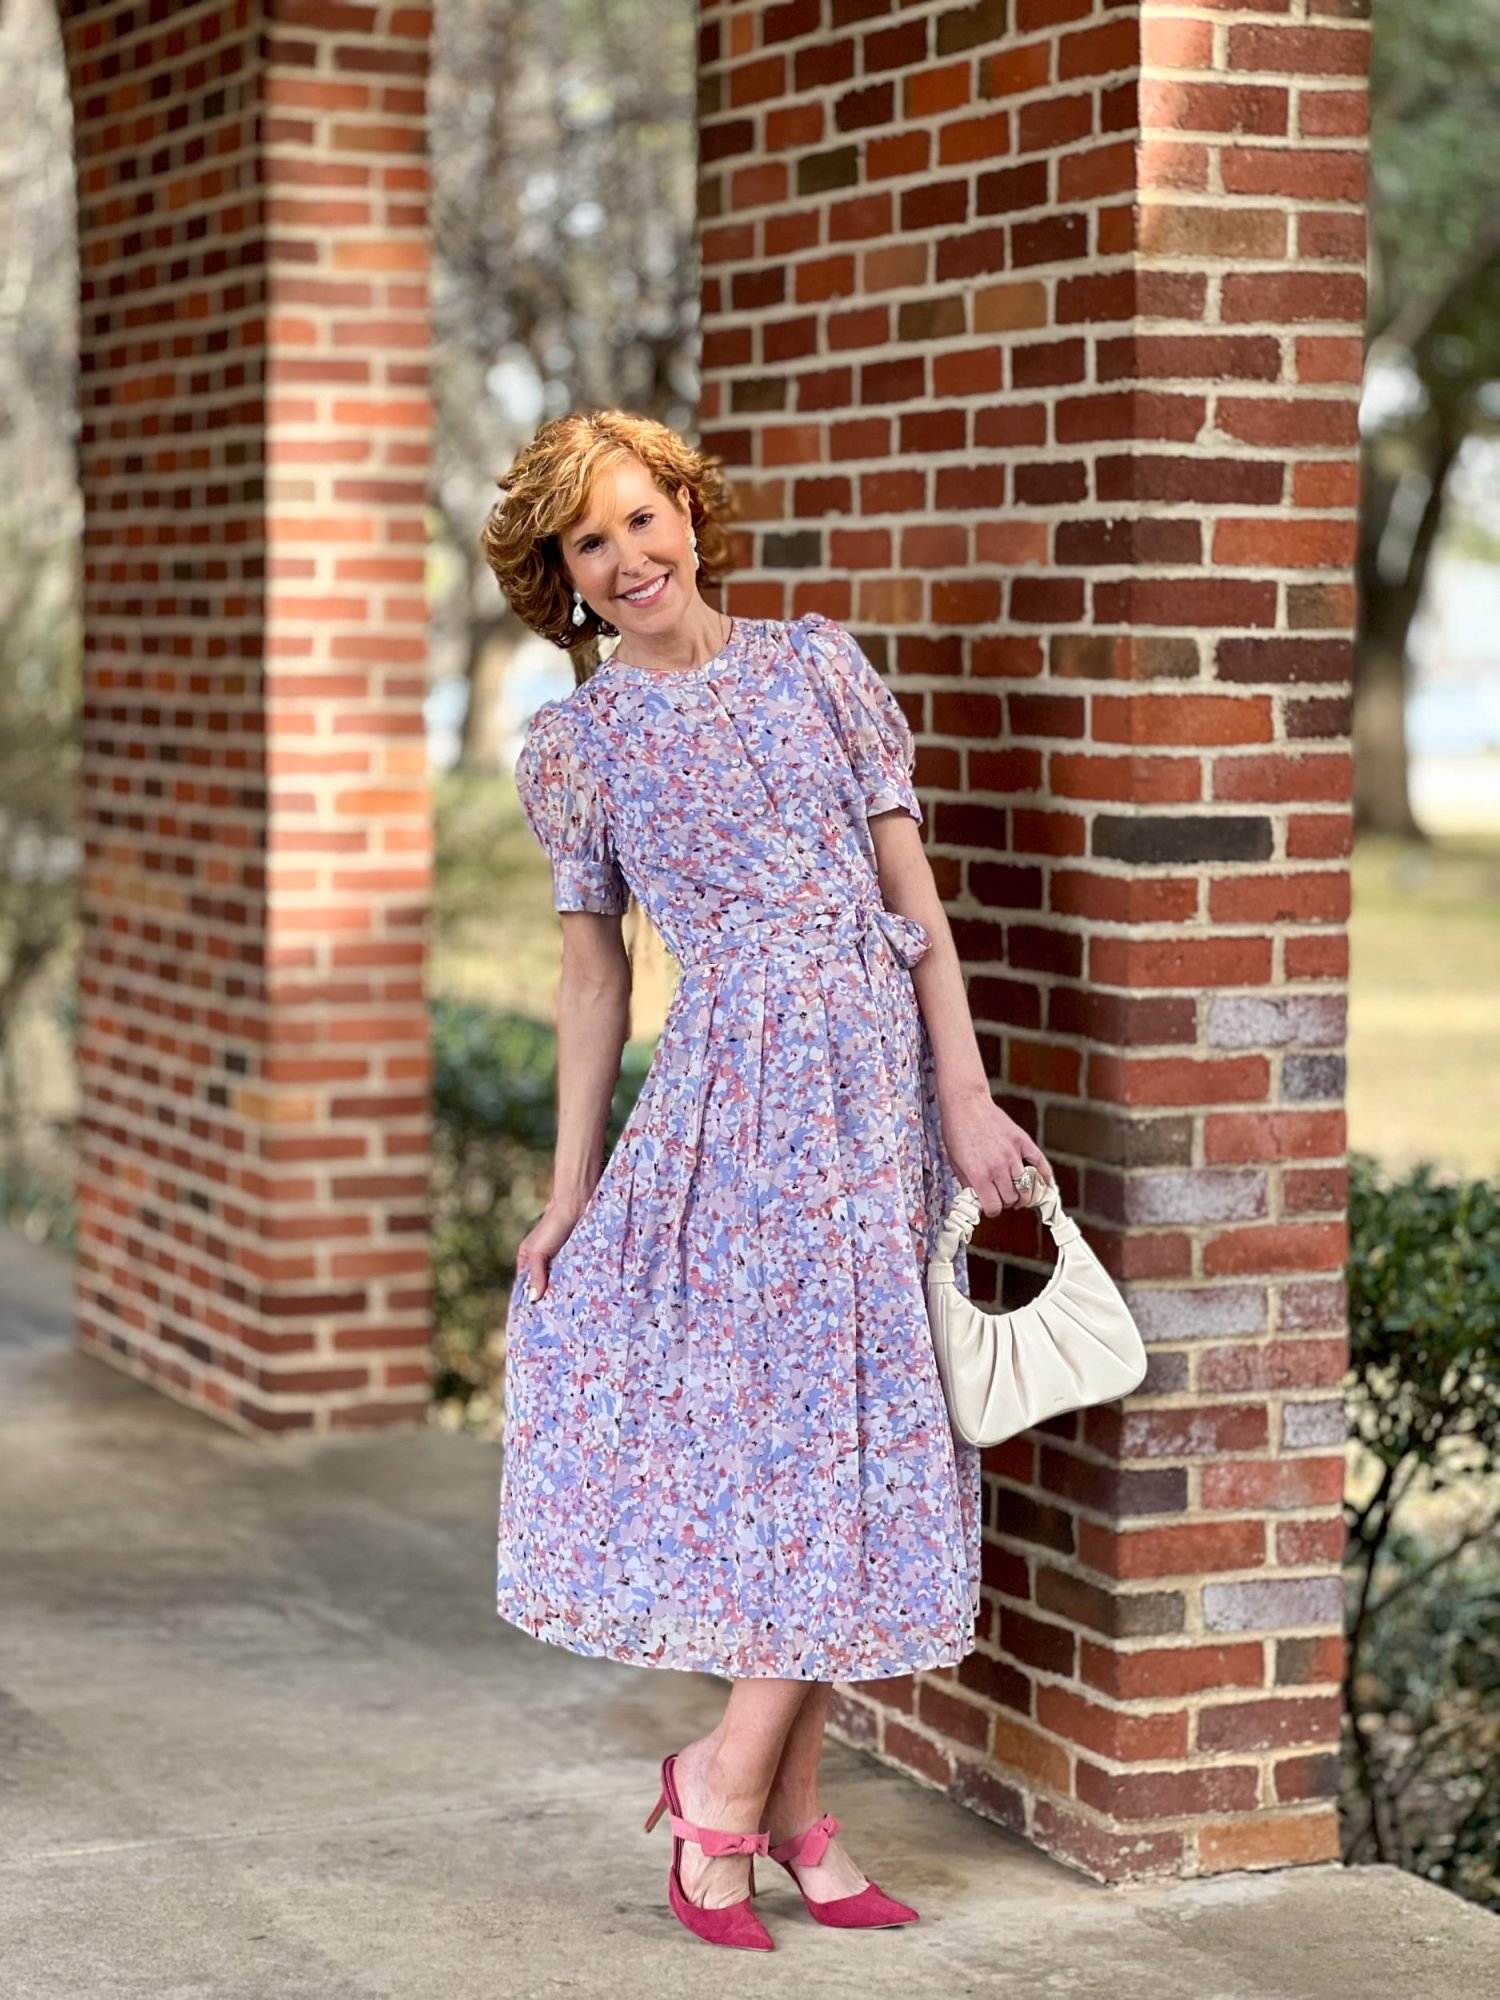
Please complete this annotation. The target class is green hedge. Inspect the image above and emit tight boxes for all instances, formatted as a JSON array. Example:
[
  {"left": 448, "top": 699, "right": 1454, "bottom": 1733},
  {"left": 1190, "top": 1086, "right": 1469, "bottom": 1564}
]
[{"left": 1342, "top": 1152, "right": 1500, "bottom": 1905}]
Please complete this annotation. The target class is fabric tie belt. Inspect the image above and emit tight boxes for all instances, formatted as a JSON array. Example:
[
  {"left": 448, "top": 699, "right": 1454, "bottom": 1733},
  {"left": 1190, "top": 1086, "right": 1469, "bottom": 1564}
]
[{"left": 682, "top": 900, "right": 931, "bottom": 973}]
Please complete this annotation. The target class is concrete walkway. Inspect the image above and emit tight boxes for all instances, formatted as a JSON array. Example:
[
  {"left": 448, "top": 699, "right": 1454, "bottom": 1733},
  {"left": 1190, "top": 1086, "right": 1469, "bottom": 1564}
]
[{"left": 3, "top": 1230, "right": 1496, "bottom": 2000}]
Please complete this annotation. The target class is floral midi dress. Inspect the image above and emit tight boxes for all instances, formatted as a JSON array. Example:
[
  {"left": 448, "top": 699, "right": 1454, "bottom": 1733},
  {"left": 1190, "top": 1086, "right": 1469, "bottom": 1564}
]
[{"left": 496, "top": 611, "right": 981, "bottom": 1681}]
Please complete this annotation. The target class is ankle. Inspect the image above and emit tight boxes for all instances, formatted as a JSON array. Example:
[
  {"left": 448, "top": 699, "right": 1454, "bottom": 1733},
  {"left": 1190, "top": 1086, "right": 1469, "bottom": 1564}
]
[
  {"left": 677, "top": 1735, "right": 767, "bottom": 1827},
  {"left": 763, "top": 1791, "right": 822, "bottom": 1842}
]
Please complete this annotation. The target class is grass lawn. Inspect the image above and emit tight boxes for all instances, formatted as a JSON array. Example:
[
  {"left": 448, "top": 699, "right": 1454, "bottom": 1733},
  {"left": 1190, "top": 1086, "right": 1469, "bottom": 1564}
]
[{"left": 1348, "top": 834, "right": 1500, "bottom": 1179}]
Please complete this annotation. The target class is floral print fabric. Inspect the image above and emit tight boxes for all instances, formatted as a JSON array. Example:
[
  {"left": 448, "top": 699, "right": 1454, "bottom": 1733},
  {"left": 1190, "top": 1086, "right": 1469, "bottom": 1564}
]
[{"left": 498, "top": 612, "right": 980, "bottom": 1680}]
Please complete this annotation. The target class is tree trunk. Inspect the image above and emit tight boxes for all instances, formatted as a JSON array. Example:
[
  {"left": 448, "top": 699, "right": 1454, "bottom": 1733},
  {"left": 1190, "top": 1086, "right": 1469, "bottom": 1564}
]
[
  {"left": 460, "top": 613, "right": 516, "bottom": 771},
  {"left": 1353, "top": 435, "right": 1458, "bottom": 838},
  {"left": 1352, "top": 638, "right": 1423, "bottom": 839}
]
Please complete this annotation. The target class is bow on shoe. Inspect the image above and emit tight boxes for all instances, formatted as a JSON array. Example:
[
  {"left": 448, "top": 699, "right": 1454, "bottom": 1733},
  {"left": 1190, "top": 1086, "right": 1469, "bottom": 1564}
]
[
  {"left": 769, "top": 1810, "right": 842, "bottom": 1868},
  {"left": 669, "top": 1816, "right": 771, "bottom": 1858}
]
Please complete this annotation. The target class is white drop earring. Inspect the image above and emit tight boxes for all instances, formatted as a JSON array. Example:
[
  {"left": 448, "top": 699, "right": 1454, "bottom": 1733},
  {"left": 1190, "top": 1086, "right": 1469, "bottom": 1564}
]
[
  {"left": 689, "top": 530, "right": 700, "bottom": 572},
  {"left": 571, "top": 589, "right": 586, "bottom": 628}
]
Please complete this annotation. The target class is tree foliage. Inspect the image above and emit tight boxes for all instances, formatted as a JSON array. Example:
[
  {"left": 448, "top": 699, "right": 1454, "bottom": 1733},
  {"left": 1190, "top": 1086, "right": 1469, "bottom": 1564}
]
[
  {"left": 1343, "top": 1154, "right": 1500, "bottom": 1903},
  {"left": 428, "top": 0, "right": 700, "bottom": 762},
  {"left": 1357, "top": 0, "right": 1500, "bottom": 831},
  {"left": 0, "top": 0, "right": 81, "bottom": 1231}
]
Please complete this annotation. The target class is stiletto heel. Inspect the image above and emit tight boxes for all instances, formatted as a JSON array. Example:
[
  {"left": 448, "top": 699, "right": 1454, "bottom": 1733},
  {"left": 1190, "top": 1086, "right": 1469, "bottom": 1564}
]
[
  {"left": 768, "top": 1812, "right": 918, "bottom": 1929},
  {"left": 645, "top": 1751, "right": 774, "bottom": 1951}
]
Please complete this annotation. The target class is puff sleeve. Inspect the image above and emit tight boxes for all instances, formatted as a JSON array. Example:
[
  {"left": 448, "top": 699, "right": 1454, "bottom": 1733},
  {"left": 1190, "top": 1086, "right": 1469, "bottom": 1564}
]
[
  {"left": 794, "top": 611, "right": 924, "bottom": 826},
  {"left": 513, "top": 699, "right": 630, "bottom": 914}
]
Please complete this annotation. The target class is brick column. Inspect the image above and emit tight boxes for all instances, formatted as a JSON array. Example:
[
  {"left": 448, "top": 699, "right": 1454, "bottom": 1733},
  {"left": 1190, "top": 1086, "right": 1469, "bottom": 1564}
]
[
  {"left": 698, "top": 0, "right": 1365, "bottom": 1882},
  {"left": 61, "top": 1, "right": 435, "bottom": 1434}
]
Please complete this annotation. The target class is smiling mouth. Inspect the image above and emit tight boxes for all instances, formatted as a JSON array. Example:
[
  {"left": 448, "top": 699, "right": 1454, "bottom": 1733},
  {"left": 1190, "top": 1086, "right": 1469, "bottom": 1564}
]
[{"left": 619, "top": 573, "right": 669, "bottom": 604}]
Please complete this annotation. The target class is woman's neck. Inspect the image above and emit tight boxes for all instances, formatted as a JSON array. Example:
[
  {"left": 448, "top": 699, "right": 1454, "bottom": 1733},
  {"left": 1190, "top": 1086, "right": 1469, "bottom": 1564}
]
[{"left": 608, "top": 602, "right": 734, "bottom": 676}]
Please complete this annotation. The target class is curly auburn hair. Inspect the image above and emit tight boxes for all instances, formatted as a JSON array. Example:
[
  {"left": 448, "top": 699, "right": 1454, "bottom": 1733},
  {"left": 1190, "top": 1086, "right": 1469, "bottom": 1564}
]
[{"left": 479, "top": 409, "right": 738, "bottom": 679}]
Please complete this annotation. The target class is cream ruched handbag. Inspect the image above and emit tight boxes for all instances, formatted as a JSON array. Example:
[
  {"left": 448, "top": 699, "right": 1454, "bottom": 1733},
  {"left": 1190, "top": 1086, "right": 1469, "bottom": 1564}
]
[{"left": 925, "top": 1172, "right": 1148, "bottom": 1447}]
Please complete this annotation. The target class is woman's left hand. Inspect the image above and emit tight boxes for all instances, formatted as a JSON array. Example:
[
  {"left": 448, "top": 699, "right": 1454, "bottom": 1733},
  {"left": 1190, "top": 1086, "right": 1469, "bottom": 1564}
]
[{"left": 940, "top": 1086, "right": 1054, "bottom": 1214}]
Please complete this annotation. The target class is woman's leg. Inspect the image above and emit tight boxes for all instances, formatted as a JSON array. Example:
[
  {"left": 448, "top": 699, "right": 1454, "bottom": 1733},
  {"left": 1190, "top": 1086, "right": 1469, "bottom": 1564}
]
[
  {"left": 670, "top": 1679, "right": 806, "bottom": 1909},
  {"left": 760, "top": 1683, "right": 872, "bottom": 1900}
]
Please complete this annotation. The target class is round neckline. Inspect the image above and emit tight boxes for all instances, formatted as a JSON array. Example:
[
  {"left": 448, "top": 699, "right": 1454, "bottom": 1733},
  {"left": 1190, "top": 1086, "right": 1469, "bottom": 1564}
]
[{"left": 601, "top": 614, "right": 750, "bottom": 683}]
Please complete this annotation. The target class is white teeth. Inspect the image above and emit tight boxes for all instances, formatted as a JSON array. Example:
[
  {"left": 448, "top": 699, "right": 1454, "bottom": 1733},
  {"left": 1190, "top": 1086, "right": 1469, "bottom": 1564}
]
[{"left": 622, "top": 575, "right": 667, "bottom": 603}]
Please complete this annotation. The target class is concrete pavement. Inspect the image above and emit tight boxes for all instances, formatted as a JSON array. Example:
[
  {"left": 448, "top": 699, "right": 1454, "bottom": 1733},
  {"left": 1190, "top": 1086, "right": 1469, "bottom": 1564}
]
[{"left": 2, "top": 1228, "right": 1496, "bottom": 1999}]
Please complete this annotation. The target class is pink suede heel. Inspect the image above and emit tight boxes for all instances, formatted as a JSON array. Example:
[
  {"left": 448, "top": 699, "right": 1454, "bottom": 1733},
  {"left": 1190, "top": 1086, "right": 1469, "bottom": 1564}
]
[
  {"left": 768, "top": 1811, "right": 919, "bottom": 1929},
  {"left": 644, "top": 1752, "right": 774, "bottom": 1951}
]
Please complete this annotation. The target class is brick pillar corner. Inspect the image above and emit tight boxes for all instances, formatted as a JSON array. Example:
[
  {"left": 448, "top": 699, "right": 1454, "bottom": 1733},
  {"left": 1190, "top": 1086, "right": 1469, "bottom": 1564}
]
[
  {"left": 63, "top": 0, "right": 437, "bottom": 1435},
  {"left": 698, "top": 0, "right": 1366, "bottom": 1883}
]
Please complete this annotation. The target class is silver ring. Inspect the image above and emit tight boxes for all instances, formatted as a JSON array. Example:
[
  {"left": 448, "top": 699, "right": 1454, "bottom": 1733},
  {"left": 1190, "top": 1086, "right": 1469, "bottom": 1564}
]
[{"left": 1013, "top": 1165, "right": 1037, "bottom": 1198}]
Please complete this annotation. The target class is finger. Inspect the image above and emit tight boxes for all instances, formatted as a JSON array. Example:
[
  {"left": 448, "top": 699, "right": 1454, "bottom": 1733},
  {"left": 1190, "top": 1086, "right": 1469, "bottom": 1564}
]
[
  {"left": 996, "top": 1161, "right": 1026, "bottom": 1212},
  {"left": 973, "top": 1171, "right": 1007, "bottom": 1217}
]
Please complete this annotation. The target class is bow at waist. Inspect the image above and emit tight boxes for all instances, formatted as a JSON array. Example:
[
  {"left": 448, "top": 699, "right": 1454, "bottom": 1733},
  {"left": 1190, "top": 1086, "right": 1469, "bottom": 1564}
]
[
  {"left": 862, "top": 903, "right": 932, "bottom": 969},
  {"left": 682, "top": 900, "right": 931, "bottom": 972}
]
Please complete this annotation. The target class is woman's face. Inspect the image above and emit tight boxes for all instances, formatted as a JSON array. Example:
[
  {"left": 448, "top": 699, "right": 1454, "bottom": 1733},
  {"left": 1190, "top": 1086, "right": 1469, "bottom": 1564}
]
[{"left": 559, "top": 457, "right": 697, "bottom": 642}]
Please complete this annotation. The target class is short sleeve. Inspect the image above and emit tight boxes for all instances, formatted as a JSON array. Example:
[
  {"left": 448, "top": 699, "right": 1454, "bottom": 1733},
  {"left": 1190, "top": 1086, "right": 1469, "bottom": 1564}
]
[
  {"left": 513, "top": 700, "right": 630, "bottom": 914},
  {"left": 793, "top": 612, "right": 924, "bottom": 826}
]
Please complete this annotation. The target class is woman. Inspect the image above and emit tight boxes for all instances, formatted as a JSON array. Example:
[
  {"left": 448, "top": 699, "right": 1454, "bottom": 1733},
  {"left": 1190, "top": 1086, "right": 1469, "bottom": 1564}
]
[{"left": 480, "top": 410, "right": 1052, "bottom": 1952}]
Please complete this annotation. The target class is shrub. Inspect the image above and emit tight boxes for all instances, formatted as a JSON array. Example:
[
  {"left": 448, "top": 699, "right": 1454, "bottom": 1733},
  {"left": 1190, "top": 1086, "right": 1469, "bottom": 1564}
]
[
  {"left": 429, "top": 994, "right": 651, "bottom": 1408},
  {"left": 1343, "top": 1152, "right": 1500, "bottom": 1906}
]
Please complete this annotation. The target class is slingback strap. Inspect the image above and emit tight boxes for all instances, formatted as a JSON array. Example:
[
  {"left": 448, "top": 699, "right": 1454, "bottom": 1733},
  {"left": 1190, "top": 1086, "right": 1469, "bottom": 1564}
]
[
  {"left": 768, "top": 1811, "right": 842, "bottom": 1868},
  {"left": 670, "top": 1813, "right": 770, "bottom": 1858}
]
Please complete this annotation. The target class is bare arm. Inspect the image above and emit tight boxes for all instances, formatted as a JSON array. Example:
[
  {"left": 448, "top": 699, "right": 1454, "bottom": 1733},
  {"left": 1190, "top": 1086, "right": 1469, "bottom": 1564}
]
[
  {"left": 518, "top": 910, "right": 632, "bottom": 1298},
  {"left": 869, "top": 810, "right": 1052, "bottom": 1212}
]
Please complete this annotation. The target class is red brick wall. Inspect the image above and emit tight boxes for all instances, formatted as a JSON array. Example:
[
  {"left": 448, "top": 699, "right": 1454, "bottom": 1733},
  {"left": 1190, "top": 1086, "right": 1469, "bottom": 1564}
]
[
  {"left": 61, "top": 0, "right": 435, "bottom": 1433},
  {"left": 697, "top": 0, "right": 1366, "bottom": 1882}
]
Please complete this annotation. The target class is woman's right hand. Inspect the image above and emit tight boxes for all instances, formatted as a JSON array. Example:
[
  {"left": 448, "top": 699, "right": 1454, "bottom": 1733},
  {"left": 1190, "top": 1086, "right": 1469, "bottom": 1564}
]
[{"left": 515, "top": 1198, "right": 586, "bottom": 1304}]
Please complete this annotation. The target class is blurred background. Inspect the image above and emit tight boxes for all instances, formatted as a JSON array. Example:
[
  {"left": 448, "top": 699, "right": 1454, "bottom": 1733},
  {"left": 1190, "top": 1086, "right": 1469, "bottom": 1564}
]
[
  {"left": 0, "top": 0, "right": 1496, "bottom": 1904},
  {"left": 2, "top": 0, "right": 1496, "bottom": 1240}
]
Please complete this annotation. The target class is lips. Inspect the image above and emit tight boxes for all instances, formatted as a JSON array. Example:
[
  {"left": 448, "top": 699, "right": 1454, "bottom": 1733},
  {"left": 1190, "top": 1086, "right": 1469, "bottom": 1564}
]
[{"left": 619, "top": 573, "right": 669, "bottom": 605}]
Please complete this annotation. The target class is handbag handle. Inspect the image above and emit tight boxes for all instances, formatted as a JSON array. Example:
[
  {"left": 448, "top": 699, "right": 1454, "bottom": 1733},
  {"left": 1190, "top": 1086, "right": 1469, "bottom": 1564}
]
[
  {"left": 925, "top": 1176, "right": 1147, "bottom": 1447},
  {"left": 930, "top": 1178, "right": 1082, "bottom": 1274}
]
